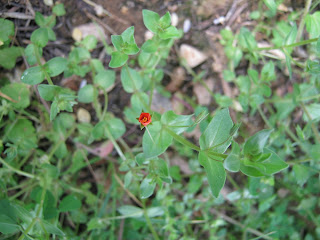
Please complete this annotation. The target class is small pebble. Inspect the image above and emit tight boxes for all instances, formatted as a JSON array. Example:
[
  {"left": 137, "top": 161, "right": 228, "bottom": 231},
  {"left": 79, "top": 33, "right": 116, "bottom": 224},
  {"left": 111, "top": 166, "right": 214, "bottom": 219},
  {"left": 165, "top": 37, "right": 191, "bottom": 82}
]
[
  {"left": 171, "top": 12, "right": 179, "bottom": 27},
  {"left": 144, "top": 31, "right": 154, "bottom": 41},
  {"left": 79, "top": 80, "right": 87, "bottom": 89},
  {"left": 77, "top": 108, "right": 91, "bottom": 123},
  {"left": 183, "top": 19, "right": 191, "bottom": 33}
]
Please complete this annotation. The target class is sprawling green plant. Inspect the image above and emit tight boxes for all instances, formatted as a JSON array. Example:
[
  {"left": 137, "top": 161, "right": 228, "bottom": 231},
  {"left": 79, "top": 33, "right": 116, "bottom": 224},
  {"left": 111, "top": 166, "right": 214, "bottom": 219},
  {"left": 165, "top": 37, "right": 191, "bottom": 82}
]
[{"left": 0, "top": 1, "right": 319, "bottom": 239}]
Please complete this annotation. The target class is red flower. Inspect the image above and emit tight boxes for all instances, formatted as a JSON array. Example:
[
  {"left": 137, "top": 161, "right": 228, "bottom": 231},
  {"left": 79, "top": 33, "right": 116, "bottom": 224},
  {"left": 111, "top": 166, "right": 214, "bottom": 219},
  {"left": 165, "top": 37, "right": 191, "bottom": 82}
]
[{"left": 138, "top": 112, "right": 152, "bottom": 127}]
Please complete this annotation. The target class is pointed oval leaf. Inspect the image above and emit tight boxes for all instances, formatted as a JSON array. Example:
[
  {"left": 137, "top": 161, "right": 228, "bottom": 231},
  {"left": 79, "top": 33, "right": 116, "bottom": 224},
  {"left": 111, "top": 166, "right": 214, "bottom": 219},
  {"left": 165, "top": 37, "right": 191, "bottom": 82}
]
[{"left": 198, "top": 151, "right": 226, "bottom": 198}]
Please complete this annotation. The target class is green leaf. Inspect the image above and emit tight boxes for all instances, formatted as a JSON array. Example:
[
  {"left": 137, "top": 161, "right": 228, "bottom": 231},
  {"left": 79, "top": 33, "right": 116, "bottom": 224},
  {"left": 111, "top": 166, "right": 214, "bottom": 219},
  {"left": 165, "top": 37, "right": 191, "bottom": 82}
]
[
  {"left": 154, "top": 158, "right": 172, "bottom": 183},
  {"left": 198, "top": 151, "right": 226, "bottom": 198},
  {"left": 87, "top": 218, "right": 106, "bottom": 230},
  {"left": 35, "top": 12, "right": 46, "bottom": 27},
  {"left": 38, "top": 84, "right": 61, "bottom": 101},
  {"left": 59, "top": 195, "right": 81, "bottom": 212},
  {"left": 118, "top": 205, "right": 143, "bottom": 218},
  {"left": 159, "top": 12, "right": 171, "bottom": 29},
  {"left": 123, "top": 44, "right": 140, "bottom": 55},
  {"left": 223, "top": 141, "right": 240, "bottom": 172},
  {"left": 0, "top": 200, "right": 16, "bottom": 223},
  {"left": 304, "top": 103, "right": 320, "bottom": 121},
  {"left": 243, "top": 129, "right": 273, "bottom": 156},
  {"left": 240, "top": 161, "right": 264, "bottom": 177},
  {"left": 141, "top": 39, "right": 159, "bottom": 53},
  {"left": 238, "top": 27, "right": 257, "bottom": 51},
  {"left": 31, "top": 27, "right": 49, "bottom": 48},
  {"left": 120, "top": 66, "right": 143, "bottom": 93},
  {"left": 91, "top": 121, "right": 106, "bottom": 141},
  {"left": 142, "top": 9, "right": 160, "bottom": 33},
  {"left": 140, "top": 175, "right": 156, "bottom": 199},
  {"left": 187, "top": 175, "right": 202, "bottom": 194},
  {"left": 94, "top": 70, "right": 115, "bottom": 90},
  {"left": 259, "top": 148, "right": 288, "bottom": 175},
  {"left": 158, "top": 26, "right": 181, "bottom": 39},
  {"left": 109, "top": 51, "right": 128, "bottom": 68},
  {"left": 248, "top": 69, "right": 259, "bottom": 84},
  {"left": 5, "top": 119, "right": 37, "bottom": 150},
  {"left": 261, "top": 61, "right": 276, "bottom": 82},
  {"left": 106, "top": 117, "right": 126, "bottom": 140},
  {"left": 81, "top": 35, "right": 97, "bottom": 50},
  {"left": 111, "top": 35, "right": 124, "bottom": 51},
  {"left": 25, "top": 44, "right": 42, "bottom": 66},
  {"left": 161, "top": 111, "right": 193, "bottom": 134},
  {"left": 53, "top": 3, "right": 66, "bottom": 16},
  {"left": 78, "top": 84, "right": 95, "bottom": 103},
  {"left": 0, "top": 18, "right": 14, "bottom": 43},
  {"left": 42, "top": 220, "right": 65, "bottom": 236},
  {"left": 305, "top": 12, "right": 320, "bottom": 38},
  {"left": 0, "top": 214, "right": 19, "bottom": 234},
  {"left": 121, "top": 26, "right": 135, "bottom": 43},
  {"left": 46, "top": 57, "right": 67, "bottom": 77},
  {"left": 263, "top": 0, "right": 277, "bottom": 16},
  {"left": 147, "top": 207, "right": 165, "bottom": 218},
  {"left": 21, "top": 66, "right": 45, "bottom": 85},
  {"left": 0, "top": 47, "right": 23, "bottom": 69},
  {"left": 143, "top": 121, "right": 172, "bottom": 158},
  {"left": 293, "top": 164, "right": 310, "bottom": 186},
  {"left": 1, "top": 83, "right": 30, "bottom": 109},
  {"left": 91, "top": 59, "right": 104, "bottom": 72},
  {"left": 199, "top": 108, "right": 234, "bottom": 153},
  {"left": 283, "top": 23, "right": 297, "bottom": 46}
]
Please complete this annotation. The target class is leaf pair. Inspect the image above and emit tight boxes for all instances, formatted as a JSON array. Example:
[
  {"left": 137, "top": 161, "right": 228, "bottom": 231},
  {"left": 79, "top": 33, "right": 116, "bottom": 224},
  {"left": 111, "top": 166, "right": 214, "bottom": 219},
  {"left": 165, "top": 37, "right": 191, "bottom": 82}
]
[{"left": 109, "top": 27, "right": 140, "bottom": 68}]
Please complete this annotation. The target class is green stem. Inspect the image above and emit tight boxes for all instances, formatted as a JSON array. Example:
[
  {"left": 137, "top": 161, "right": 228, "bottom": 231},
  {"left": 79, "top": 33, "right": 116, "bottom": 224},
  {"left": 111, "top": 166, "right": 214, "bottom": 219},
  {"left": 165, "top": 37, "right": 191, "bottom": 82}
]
[
  {"left": 226, "top": 173, "right": 240, "bottom": 190},
  {"left": 165, "top": 127, "right": 201, "bottom": 152},
  {"left": 142, "top": 200, "right": 160, "bottom": 240},
  {"left": 256, "top": 38, "right": 318, "bottom": 51},
  {"left": 100, "top": 90, "right": 108, "bottom": 120},
  {"left": 287, "top": 158, "right": 312, "bottom": 165},
  {"left": 18, "top": 179, "right": 47, "bottom": 240},
  {"left": 296, "top": 0, "right": 312, "bottom": 42},
  {"left": 0, "top": 157, "right": 38, "bottom": 179},
  {"left": 34, "top": 46, "right": 53, "bottom": 85},
  {"left": 105, "top": 127, "right": 126, "bottom": 161},
  {"left": 9, "top": 182, "right": 37, "bottom": 200},
  {"left": 47, "top": 126, "right": 76, "bottom": 162},
  {"left": 257, "top": 106, "right": 273, "bottom": 128}
]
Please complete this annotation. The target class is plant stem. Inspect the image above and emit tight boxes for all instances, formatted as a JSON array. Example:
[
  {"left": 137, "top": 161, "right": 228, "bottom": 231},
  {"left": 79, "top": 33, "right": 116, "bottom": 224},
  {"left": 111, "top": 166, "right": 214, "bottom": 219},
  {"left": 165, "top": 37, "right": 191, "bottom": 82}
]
[
  {"left": 34, "top": 46, "right": 54, "bottom": 85},
  {"left": 226, "top": 173, "right": 240, "bottom": 190},
  {"left": 18, "top": 179, "right": 47, "bottom": 240},
  {"left": 287, "top": 158, "right": 312, "bottom": 165},
  {"left": 256, "top": 37, "right": 318, "bottom": 51},
  {"left": 257, "top": 106, "right": 273, "bottom": 128},
  {"left": 105, "top": 127, "right": 127, "bottom": 162},
  {"left": 113, "top": 171, "right": 142, "bottom": 207},
  {"left": 47, "top": 126, "right": 76, "bottom": 162},
  {"left": 100, "top": 90, "right": 108, "bottom": 120},
  {"left": 165, "top": 127, "right": 201, "bottom": 151},
  {"left": 296, "top": 0, "right": 312, "bottom": 42},
  {"left": 142, "top": 200, "right": 160, "bottom": 240},
  {"left": 0, "top": 157, "right": 38, "bottom": 179}
]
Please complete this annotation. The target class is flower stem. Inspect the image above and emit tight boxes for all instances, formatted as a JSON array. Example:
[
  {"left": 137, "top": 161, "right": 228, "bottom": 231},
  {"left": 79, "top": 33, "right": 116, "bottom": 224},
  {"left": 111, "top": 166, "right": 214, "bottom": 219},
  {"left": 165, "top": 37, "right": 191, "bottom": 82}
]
[
  {"left": 0, "top": 157, "right": 38, "bottom": 179},
  {"left": 256, "top": 37, "right": 318, "bottom": 51},
  {"left": 142, "top": 200, "right": 160, "bottom": 240}
]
